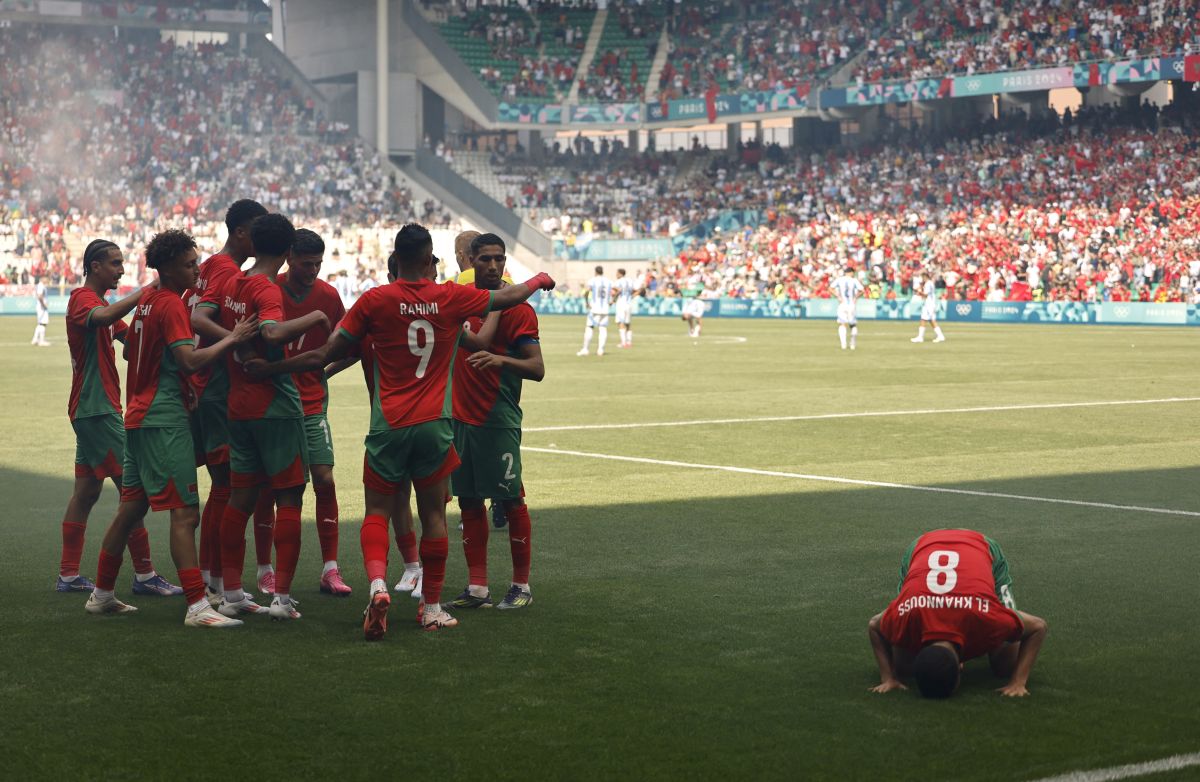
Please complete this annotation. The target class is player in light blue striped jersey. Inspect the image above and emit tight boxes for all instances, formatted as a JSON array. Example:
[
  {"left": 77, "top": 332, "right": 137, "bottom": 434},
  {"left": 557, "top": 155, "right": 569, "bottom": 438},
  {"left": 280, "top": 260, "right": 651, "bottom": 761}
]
[
  {"left": 577, "top": 265, "right": 614, "bottom": 356},
  {"left": 613, "top": 268, "right": 636, "bottom": 349},
  {"left": 833, "top": 266, "right": 865, "bottom": 350}
]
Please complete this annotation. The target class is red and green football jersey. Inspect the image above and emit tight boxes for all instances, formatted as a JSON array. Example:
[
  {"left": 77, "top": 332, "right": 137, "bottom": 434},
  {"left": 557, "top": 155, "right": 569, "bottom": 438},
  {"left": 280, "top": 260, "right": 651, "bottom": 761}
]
[
  {"left": 880, "top": 529, "right": 1023, "bottom": 661},
  {"left": 279, "top": 273, "right": 345, "bottom": 416},
  {"left": 347, "top": 334, "right": 377, "bottom": 402},
  {"left": 124, "top": 288, "right": 195, "bottom": 429},
  {"left": 66, "top": 287, "right": 128, "bottom": 421},
  {"left": 337, "top": 279, "right": 492, "bottom": 431},
  {"left": 188, "top": 253, "right": 242, "bottom": 403},
  {"left": 452, "top": 302, "right": 539, "bottom": 428},
  {"left": 219, "top": 272, "right": 303, "bottom": 421}
]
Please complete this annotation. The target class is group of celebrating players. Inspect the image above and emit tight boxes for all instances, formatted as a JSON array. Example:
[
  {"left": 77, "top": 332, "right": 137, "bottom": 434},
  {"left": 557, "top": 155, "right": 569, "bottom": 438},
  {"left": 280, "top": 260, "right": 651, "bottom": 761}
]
[
  {"left": 56, "top": 198, "right": 555, "bottom": 638},
  {"left": 53, "top": 198, "right": 1046, "bottom": 694}
]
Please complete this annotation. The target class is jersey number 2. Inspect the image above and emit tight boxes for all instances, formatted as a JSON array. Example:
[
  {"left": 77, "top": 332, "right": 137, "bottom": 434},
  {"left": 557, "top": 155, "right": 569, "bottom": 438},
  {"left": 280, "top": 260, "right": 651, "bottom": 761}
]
[
  {"left": 925, "top": 550, "right": 959, "bottom": 594},
  {"left": 408, "top": 319, "right": 434, "bottom": 378}
]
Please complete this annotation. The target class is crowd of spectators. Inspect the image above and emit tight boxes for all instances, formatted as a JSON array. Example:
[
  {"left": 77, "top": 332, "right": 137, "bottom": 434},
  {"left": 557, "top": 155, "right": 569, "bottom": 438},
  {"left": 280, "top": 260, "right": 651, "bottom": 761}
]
[
  {"left": 0, "top": 25, "right": 453, "bottom": 290},
  {"left": 499, "top": 98, "right": 1200, "bottom": 304},
  {"left": 853, "top": 0, "right": 1200, "bottom": 84},
  {"left": 577, "top": 2, "right": 661, "bottom": 102},
  {"left": 659, "top": 0, "right": 907, "bottom": 99}
]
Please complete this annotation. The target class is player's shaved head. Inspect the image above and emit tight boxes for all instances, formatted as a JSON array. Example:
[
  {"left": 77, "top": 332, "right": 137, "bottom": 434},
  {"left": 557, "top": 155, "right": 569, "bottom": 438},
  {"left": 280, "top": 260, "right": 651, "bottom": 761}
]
[
  {"left": 455, "top": 230, "right": 481, "bottom": 271},
  {"left": 913, "top": 643, "right": 960, "bottom": 699}
]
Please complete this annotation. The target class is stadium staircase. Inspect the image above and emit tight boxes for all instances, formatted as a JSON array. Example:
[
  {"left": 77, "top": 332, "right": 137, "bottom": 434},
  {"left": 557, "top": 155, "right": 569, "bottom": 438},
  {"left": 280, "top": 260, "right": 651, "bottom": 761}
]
[
  {"left": 643, "top": 25, "right": 672, "bottom": 102},
  {"left": 567, "top": 8, "right": 608, "bottom": 104}
]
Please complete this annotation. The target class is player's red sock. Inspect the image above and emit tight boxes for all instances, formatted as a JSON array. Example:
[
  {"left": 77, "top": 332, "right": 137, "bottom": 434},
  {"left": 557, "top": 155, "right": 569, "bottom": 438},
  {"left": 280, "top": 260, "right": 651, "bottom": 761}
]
[
  {"left": 219, "top": 505, "right": 251, "bottom": 592},
  {"left": 315, "top": 482, "right": 338, "bottom": 563},
  {"left": 60, "top": 521, "right": 86, "bottom": 577},
  {"left": 253, "top": 491, "right": 275, "bottom": 567},
  {"left": 507, "top": 504, "right": 532, "bottom": 584},
  {"left": 178, "top": 567, "right": 205, "bottom": 606},
  {"left": 460, "top": 507, "right": 489, "bottom": 587},
  {"left": 96, "top": 548, "right": 123, "bottom": 592},
  {"left": 395, "top": 530, "right": 418, "bottom": 564},
  {"left": 361, "top": 514, "right": 390, "bottom": 582},
  {"left": 419, "top": 537, "right": 449, "bottom": 605},
  {"left": 203, "top": 486, "right": 231, "bottom": 576},
  {"left": 127, "top": 527, "right": 153, "bottom": 575},
  {"left": 273, "top": 505, "right": 302, "bottom": 595}
]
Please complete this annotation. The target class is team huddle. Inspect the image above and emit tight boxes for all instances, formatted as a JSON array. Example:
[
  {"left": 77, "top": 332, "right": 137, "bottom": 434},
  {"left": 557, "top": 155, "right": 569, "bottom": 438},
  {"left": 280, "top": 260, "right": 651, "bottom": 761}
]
[{"left": 56, "top": 198, "right": 555, "bottom": 638}]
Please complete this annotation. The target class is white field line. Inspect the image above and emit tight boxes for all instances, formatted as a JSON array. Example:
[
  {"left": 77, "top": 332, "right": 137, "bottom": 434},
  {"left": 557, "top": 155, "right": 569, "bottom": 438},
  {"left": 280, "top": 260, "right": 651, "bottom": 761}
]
[
  {"left": 523, "top": 447, "right": 1200, "bottom": 518},
  {"left": 1028, "top": 751, "right": 1200, "bottom": 782},
  {"left": 524, "top": 397, "right": 1200, "bottom": 433}
]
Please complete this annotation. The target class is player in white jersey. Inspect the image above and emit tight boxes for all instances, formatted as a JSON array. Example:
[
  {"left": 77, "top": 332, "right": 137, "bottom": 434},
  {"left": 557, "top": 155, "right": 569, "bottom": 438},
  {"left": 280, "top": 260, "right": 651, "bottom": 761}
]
[
  {"left": 32, "top": 276, "right": 51, "bottom": 346},
  {"left": 911, "top": 271, "right": 946, "bottom": 343},
  {"left": 577, "top": 265, "right": 613, "bottom": 356},
  {"left": 612, "top": 268, "right": 636, "bottom": 348},
  {"left": 683, "top": 296, "right": 705, "bottom": 338},
  {"left": 833, "top": 266, "right": 865, "bottom": 350}
]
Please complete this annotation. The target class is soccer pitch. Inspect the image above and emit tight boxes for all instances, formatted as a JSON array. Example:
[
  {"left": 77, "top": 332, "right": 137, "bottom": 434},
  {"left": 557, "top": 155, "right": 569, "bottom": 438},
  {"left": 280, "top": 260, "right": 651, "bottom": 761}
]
[{"left": 1, "top": 314, "right": 1198, "bottom": 781}]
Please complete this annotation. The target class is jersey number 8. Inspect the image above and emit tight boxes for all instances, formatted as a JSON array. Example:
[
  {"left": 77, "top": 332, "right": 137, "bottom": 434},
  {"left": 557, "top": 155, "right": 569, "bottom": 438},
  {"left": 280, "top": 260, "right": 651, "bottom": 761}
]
[{"left": 925, "top": 550, "right": 959, "bottom": 595}]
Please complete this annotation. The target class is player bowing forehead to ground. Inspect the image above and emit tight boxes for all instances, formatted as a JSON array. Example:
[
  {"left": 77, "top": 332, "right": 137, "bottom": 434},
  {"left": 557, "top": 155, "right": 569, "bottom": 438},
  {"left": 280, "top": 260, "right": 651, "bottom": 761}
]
[
  {"left": 215, "top": 214, "right": 329, "bottom": 621},
  {"left": 868, "top": 528, "right": 1048, "bottom": 698},
  {"left": 577, "top": 265, "right": 612, "bottom": 357},
  {"left": 833, "top": 265, "right": 864, "bottom": 351},
  {"left": 258, "top": 223, "right": 555, "bottom": 639},
  {"left": 58, "top": 240, "right": 179, "bottom": 596},
  {"left": 448, "top": 234, "right": 543, "bottom": 611},
  {"left": 278, "top": 228, "right": 351, "bottom": 596},
  {"left": 188, "top": 198, "right": 270, "bottom": 600},
  {"left": 84, "top": 230, "right": 258, "bottom": 626}
]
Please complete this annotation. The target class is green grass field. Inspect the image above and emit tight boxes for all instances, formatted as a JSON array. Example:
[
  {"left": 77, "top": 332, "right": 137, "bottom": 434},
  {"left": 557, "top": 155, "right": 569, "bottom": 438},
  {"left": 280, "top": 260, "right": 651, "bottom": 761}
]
[{"left": 1, "top": 314, "right": 1198, "bottom": 781}]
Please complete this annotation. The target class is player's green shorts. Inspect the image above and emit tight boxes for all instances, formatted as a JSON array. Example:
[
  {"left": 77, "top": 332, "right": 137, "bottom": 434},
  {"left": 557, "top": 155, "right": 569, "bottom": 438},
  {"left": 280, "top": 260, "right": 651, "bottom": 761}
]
[
  {"left": 72, "top": 413, "right": 125, "bottom": 480},
  {"left": 229, "top": 417, "right": 309, "bottom": 490},
  {"left": 363, "top": 419, "right": 459, "bottom": 494},
  {"left": 120, "top": 427, "right": 199, "bottom": 511},
  {"left": 304, "top": 413, "right": 335, "bottom": 467},
  {"left": 451, "top": 421, "right": 523, "bottom": 501},
  {"left": 193, "top": 400, "right": 230, "bottom": 466}
]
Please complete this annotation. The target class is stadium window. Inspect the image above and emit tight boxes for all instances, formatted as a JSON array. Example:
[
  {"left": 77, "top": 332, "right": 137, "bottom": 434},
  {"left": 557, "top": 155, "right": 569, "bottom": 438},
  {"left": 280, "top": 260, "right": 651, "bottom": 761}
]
[{"left": 1048, "top": 88, "right": 1083, "bottom": 116}]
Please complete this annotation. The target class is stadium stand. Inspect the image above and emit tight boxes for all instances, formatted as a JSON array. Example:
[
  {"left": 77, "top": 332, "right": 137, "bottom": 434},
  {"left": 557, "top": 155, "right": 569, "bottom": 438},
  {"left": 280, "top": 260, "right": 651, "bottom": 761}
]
[
  {"left": 577, "top": 2, "right": 664, "bottom": 102},
  {"left": 851, "top": 0, "right": 1200, "bottom": 83},
  {"left": 658, "top": 0, "right": 907, "bottom": 99},
  {"left": 494, "top": 99, "right": 1200, "bottom": 305},
  {"left": 0, "top": 24, "right": 453, "bottom": 288},
  {"left": 434, "top": 2, "right": 592, "bottom": 102}
]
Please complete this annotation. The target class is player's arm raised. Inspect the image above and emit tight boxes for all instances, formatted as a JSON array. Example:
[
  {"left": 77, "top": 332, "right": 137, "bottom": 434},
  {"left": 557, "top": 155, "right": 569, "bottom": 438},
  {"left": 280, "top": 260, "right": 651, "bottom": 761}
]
[
  {"left": 868, "top": 613, "right": 907, "bottom": 694},
  {"left": 88, "top": 285, "right": 151, "bottom": 329},
  {"left": 173, "top": 316, "right": 259, "bottom": 375},
  {"left": 489, "top": 272, "right": 556, "bottom": 312},
  {"left": 466, "top": 340, "right": 544, "bottom": 382},
  {"left": 997, "top": 611, "right": 1048, "bottom": 698}
]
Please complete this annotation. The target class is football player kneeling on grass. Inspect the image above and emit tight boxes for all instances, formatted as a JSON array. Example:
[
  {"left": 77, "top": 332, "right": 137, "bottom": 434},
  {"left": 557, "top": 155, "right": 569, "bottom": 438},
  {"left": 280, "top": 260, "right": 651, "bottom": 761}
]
[{"left": 867, "top": 529, "right": 1048, "bottom": 698}]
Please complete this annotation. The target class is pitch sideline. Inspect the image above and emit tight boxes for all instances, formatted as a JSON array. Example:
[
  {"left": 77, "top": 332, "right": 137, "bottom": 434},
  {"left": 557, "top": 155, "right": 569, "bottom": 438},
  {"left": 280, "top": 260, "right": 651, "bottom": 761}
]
[
  {"left": 1027, "top": 751, "right": 1200, "bottom": 781},
  {"left": 523, "top": 446, "right": 1200, "bottom": 518},
  {"left": 524, "top": 397, "right": 1200, "bottom": 433}
]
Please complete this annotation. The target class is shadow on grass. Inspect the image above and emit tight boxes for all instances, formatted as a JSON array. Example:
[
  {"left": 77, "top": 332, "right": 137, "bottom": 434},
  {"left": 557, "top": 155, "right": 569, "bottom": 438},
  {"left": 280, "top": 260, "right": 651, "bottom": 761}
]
[{"left": 0, "top": 462, "right": 1197, "bottom": 780}]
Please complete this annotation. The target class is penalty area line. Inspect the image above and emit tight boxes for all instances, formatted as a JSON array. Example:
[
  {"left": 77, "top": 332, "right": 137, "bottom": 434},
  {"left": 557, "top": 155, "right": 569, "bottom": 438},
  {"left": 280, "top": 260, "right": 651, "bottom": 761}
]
[
  {"left": 522, "top": 447, "right": 1200, "bottom": 518},
  {"left": 523, "top": 397, "right": 1200, "bottom": 433},
  {"left": 1027, "top": 751, "right": 1200, "bottom": 782}
]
